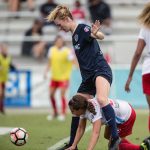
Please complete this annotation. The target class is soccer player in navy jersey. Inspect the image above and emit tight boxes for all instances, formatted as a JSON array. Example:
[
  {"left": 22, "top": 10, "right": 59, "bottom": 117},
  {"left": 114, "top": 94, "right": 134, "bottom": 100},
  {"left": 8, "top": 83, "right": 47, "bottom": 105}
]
[{"left": 47, "top": 5, "right": 120, "bottom": 150}]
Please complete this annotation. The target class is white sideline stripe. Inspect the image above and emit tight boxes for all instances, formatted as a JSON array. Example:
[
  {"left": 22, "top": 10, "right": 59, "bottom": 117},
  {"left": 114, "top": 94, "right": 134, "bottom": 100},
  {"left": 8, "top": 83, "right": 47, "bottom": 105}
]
[
  {"left": 47, "top": 125, "right": 92, "bottom": 150},
  {"left": 0, "top": 127, "right": 13, "bottom": 135}
]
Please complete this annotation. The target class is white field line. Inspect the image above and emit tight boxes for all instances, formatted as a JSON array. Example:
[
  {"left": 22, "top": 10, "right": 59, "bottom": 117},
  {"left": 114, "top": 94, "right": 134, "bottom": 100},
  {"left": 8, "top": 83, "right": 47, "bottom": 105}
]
[
  {"left": 47, "top": 125, "right": 92, "bottom": 150},
  {"left": 0, "top": 127, "right": 13, "bottom": 135}
]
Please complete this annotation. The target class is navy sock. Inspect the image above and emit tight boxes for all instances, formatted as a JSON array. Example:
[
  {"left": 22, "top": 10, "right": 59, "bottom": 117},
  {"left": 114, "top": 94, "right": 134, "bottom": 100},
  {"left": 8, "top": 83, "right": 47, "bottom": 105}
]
[
  {"left": 102, "top": 104, "right": 119, "bottom": 139},
  {"left": 69, "top": 116, "right": 80, "bottom": 146}
]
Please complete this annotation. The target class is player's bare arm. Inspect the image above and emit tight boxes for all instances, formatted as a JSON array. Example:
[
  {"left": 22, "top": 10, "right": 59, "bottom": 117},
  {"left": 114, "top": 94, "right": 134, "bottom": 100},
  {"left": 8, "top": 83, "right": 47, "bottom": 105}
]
[
  {"left": 66, "top": 119, "right": 86, "bottom": 150},
  {"left": 125, "top": 39, "right": 145, "bottom": 92},
  {"left": 87, "top": 120, "right": 101, "bottom": 150},
  {"left": 44, "top": 60, "right": 50, "bottom": 79},
  {"left": 91, "top": 20, "right": 104, "bottom": 40}
]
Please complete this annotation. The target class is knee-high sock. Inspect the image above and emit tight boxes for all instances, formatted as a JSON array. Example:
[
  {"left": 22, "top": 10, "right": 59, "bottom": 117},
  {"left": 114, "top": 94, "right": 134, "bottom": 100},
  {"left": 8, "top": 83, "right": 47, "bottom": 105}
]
[
  {"left": 50, "top": 96, "right": 57, "bottom": 115},
  {"left": 102, "top": 104, "right": 119, "bottom": 139},
  {"left": 0, "top": 85, "right": 5, "bottom": 113},
  {"left": 148, "top": 116, "right": 150, "bottom": 132},
  {"left": 0, "top": 99, "right": 4, "bottom": 112},
  {"left": 61, "top": 96, "right": 67, "bottom": 115},
  {"left": 69, "top": 116, "right": 80, "bottom": 146},
  {"left": 119, "top": 139, "right": 140, "bottom": 150}
]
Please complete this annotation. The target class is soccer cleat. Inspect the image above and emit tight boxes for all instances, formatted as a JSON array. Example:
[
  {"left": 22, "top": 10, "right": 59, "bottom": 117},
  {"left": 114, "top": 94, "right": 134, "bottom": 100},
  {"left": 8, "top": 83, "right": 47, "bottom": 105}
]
[
  {"left": 57, "top": 115, "right": 65, "bottom": 121},
  {"left": 109, "top": 137, "right": 121, "bottom": 150},
  {"left": 46, "top": 114, "right": 58, "bottom": 121},
  {"left": 56, "top": 143, "right": 78, "bottom": 150},
  {"left": 141, "top": 136, "right": 150, "bottom": 150},
  {"left": 140, "top": 143, "right": 148, "bottom": 150}
]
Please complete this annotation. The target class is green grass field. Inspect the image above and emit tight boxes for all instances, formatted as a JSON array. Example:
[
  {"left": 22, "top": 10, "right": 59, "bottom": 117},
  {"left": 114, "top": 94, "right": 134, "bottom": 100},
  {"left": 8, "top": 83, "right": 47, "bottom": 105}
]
[{"left": 0, "top": 110, "right": 149, "bottom": 150}]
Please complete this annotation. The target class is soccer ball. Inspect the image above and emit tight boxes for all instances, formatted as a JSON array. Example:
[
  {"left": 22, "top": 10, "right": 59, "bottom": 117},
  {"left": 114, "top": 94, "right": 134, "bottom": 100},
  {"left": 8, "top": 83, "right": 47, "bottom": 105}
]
[{"left": 10, "top": 127, "right": 28, "bottom": 146}]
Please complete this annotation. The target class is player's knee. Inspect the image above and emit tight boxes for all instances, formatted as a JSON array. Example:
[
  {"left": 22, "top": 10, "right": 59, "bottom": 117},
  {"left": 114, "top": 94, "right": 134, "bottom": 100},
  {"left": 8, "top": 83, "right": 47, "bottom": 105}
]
[{"left": 97, "top": 96, "right": 108, "bottom": 106}]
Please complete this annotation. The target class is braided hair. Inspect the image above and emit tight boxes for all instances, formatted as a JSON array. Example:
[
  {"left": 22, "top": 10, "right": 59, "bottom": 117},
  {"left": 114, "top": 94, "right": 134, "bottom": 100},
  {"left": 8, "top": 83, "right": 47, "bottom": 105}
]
[{"left": 69, "top": 95, "right": 96, "bottom": 115}]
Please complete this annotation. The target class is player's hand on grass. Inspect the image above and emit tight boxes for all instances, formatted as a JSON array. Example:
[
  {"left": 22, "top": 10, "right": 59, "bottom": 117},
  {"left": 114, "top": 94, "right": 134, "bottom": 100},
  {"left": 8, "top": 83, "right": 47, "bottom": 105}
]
[
  {"left": 91, "top": 20, "right": 101, "bottom": 36},
  {"left": 65, "top": 146, "right": 76, "bottom": 150},
  {"left": 125, "top": 77, "right": 132, "bottom": 92}
]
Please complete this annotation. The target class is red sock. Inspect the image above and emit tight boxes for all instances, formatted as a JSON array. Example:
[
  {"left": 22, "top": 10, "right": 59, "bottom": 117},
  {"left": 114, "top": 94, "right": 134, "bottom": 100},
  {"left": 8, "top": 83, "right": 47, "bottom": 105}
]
[
  {"left": 148, "top": 116, "right": 150, "bottom": 132},
  {"left": 119, "top": 140, "right": 140, "bottom": 150},
  {"left": 50, "top": 96, "right": 57, "bottom": 115},
  {"left": 0, "top": 84, "right": 4, "bottom": 113},
  {"left": 0, "top": 94, "right": 4, "bottom": 112},
  {"left": 0, "top": 100, "right": 4, "bottom": 112},
  {"left": 61, "top": 96, "right": 67, "bottom": 115}
]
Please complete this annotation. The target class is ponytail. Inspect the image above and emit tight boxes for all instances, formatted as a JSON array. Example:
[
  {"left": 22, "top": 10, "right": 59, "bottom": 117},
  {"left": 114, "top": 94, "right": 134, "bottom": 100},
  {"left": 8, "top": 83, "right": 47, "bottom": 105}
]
[
  {"left": 47, "top": 5, "right": 73, "bottom": 22},
  {"left": 87, "top": 101, "right": 96, "bottom": 115}
]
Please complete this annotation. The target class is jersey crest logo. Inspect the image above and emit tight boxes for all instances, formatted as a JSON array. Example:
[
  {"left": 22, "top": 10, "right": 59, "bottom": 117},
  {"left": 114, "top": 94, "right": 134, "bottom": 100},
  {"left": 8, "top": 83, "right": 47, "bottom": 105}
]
[
  {"left": 74, "top": 44, "right": 80, "bottom": 50},
  {"left": 74, "top": 34, "right": 78, "bottom": 42},
  {"left": 84, "top": 26, "right": 90, "bottom": 32}
]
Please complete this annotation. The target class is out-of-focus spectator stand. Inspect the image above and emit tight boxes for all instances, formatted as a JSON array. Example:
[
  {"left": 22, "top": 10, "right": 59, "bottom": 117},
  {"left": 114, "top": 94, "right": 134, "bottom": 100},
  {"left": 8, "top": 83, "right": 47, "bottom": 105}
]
[
  {"left": 4, "top": 0, "right": 35, "bottom": 14},
  {"left": 21, "top": 18, "right": 46, "bottom": 59},
  {"left": 0, "top": 0, "right": 148, "bottom": 64},
  {"left": 71, "top": 0, "right": 86, "bottom": 24},
  {"left": 88, "top": 0, "right": 112, "bottom": 35},
  {"left": 39, "top": 0, "right": 58, "bottom": 26}
]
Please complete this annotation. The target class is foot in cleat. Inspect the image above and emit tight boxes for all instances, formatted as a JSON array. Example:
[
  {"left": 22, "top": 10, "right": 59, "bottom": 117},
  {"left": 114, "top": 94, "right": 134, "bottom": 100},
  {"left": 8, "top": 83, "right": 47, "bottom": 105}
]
[
  {"left": 56, "top": 143, "right": 78, "bottom": 150},
  {"left": 141, "top": 136, "right": 150, "bottom": 150},
  {"left": 109, "top": 137, "right": 121, "bottom": 150}
]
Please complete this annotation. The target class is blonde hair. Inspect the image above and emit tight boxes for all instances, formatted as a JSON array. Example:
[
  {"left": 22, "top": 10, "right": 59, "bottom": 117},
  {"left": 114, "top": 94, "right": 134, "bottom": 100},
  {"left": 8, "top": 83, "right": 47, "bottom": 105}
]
[
  {"left": 47, "top": 5, "right": 73, "bottom": 22},
  {"left": 138, "top": 2, "right": 150, "bottom": 28}
]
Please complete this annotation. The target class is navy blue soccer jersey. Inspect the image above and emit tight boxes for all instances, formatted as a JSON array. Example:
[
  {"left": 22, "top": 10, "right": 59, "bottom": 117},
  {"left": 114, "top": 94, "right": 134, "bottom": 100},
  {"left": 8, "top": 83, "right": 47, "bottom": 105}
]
[{"left": 72, "top": 24, "right": 110, "bottom": 81}]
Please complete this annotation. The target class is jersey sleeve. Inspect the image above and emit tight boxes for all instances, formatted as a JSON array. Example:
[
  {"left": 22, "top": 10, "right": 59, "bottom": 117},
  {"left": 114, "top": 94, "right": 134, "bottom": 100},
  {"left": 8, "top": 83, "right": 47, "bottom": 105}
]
[
  {"left": 80, "top": 24, "right": 93, "bottom": 42},
  {"left": 138, "top": 28, "right": 146, "bottom": 40},
  {"left": 91, "top": 108, "right": 102, "bottom": 123},
  {"left": 90, "top": 99, "right": 103, "bottom": 123}
]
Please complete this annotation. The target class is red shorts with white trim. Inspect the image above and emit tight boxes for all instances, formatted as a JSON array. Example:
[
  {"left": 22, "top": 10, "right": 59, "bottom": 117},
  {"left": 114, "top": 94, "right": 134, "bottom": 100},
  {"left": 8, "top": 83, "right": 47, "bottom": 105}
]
[
  {"left": 50, "top": 80, "right": 69, "bottom": 88},
  {"left": 142, "top": 73, "right": 150, "bottom": 95},
  {"left": 117, "top": 107, "right": 136, "bottom": 138}
]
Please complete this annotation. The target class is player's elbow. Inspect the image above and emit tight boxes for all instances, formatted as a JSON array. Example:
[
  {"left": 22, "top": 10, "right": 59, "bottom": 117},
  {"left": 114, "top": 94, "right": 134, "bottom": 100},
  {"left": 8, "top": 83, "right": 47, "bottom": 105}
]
[
  {"left": 95, "top": 134, "right": 100, "bottom": 141},
  {"left": 94, "top": 131, "right": 100, "bottom": 139},
  {"left": 78, "top": 125, "right": 85, "bottom": 133},
  {"left": 97, "top": 32, "right": 104, "bottom": 40}
]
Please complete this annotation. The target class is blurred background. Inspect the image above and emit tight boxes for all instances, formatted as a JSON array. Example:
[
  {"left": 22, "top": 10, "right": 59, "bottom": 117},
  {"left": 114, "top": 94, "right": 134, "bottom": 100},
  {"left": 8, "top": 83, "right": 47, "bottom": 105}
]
[{"left": 0, "top": 0, "right": 149, "bottom": 111}]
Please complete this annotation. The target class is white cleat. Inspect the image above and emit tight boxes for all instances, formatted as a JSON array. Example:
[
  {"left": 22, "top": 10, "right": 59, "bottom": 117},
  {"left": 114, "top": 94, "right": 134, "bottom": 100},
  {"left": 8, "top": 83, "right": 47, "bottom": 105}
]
[
  {"left": 57, "top": 115, "right": 65, "bottom": 121},
  {"left": 46, "top": 115, "right": 54, "bottom": 121}
]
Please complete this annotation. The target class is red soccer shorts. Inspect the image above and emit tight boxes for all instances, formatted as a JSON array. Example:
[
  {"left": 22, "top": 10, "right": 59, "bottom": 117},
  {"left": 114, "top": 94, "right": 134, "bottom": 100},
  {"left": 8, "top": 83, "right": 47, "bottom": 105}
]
[
  {"left": 50, "top": 80, "right": 69, "bottom": 89},
  {"left": 142, "top": 73, "right": 150, "bottom": 95},
  {"left": 117, "top": 106, "right": 136, "bottom": 138}
]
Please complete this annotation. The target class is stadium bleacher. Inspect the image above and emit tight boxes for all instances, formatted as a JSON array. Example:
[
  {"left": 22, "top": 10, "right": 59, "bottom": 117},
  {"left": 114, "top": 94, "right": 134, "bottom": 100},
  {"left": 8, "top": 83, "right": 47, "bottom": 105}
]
[{"left": 0, "top": 0, "right": 147, "bottom": 63}]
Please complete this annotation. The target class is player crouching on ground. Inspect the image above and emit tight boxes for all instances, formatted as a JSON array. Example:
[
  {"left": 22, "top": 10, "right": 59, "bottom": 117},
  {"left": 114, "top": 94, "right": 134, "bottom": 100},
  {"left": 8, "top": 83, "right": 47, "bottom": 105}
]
[{"left": 66, "top": 95, "right": 150, "bottom": 150}]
